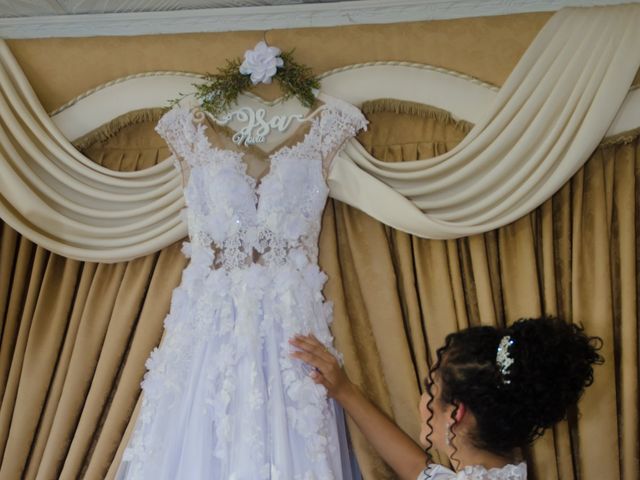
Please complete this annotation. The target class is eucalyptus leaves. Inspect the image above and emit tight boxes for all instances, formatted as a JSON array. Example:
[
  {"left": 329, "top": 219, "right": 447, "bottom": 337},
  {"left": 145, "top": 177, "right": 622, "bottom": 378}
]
[{"left": 173, "top": 41, "right": 320, "bottom": 117}]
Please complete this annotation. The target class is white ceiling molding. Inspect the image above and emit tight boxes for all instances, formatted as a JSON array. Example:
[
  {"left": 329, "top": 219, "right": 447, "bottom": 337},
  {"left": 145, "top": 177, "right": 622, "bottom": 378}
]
[
  {"left": 51, "top": 65, "right": 640, "bottom": 147},
  {"left": 0, "top": 1, "right": 336, "bottom": 17},
  {"left": 0, "top": 0, "right": 634, "bottom": 39}
]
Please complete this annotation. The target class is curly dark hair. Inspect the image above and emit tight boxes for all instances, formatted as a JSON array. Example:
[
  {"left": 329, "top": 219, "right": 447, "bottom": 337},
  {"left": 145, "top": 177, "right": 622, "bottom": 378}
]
[{"left": 424, "top": 316, "right": 603, "bottom": 462}]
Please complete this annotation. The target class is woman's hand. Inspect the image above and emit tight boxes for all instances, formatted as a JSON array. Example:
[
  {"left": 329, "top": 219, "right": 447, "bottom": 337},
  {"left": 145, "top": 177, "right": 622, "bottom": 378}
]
[
  {"left": 288, "top": 334, "right": 355, "bottom": 402},
  {"left": 290, "top": 334, "right": 428, "bottom": 480}
]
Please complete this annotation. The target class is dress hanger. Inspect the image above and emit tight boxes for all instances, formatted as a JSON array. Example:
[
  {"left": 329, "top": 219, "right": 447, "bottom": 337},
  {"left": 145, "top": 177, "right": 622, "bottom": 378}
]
[{"left": 186, "top": 35, "right": 325, "bottom": 149}]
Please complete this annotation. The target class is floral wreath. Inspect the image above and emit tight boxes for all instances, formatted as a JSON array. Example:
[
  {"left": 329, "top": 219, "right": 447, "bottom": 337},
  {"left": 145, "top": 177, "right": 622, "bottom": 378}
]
[{"left": 173, "top": 41, "right": 320, "bottom": 116}]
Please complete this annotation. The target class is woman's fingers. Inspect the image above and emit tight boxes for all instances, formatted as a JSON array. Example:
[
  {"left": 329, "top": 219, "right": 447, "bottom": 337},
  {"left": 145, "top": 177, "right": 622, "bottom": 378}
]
[
  {"left": 289, "top": 334, "right": 322, "bottom": 352},
  {"left": 289, "top": 334, "right": 354, "bottom": 400},
  {"left": 290, "top": 350, "right": 334, "bottom": 390},
  {"left": 290, "top": 348, "right": 333, "bottom": 374},
  {"left": 290, "top": 335, "right": 338, "bottom": 364},
  {"left": 310, "top": 370, "right": 327, "bottom": 386},
  {"left": 289, "top": 335, "right": 341, "bottom": 383}
]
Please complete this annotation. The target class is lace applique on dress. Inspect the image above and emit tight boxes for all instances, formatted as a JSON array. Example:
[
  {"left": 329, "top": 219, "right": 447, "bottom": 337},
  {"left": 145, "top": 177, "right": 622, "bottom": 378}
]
[
  {"left": 420, "top": 462, "right": 527, "bottom": 480},
  {"left": 117, "top": 96, "right": 367, "bottom": 480}
]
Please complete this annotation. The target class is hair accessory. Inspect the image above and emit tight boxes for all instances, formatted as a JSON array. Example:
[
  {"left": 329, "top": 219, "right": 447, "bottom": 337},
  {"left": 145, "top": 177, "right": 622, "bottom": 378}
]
[{"left": 496, "top": 335, "right": 515, "bottom": 384}]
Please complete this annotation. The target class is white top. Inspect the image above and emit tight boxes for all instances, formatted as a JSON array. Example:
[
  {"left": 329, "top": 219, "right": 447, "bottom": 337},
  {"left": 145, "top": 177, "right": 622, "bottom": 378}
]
[{"left": 418, "top": 463, "right": 527, "bottom": 480}]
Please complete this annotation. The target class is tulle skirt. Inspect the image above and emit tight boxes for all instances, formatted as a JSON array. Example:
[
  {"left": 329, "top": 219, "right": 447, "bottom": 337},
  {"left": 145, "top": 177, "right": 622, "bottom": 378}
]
[{"left": 117, "top": 261, "right": 354, "bottom": 480}]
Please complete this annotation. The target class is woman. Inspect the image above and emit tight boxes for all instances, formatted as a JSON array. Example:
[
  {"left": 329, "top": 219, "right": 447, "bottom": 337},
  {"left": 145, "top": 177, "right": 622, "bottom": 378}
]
[{"left": 289, "top": 316, "right": 603, "bottom": 479}]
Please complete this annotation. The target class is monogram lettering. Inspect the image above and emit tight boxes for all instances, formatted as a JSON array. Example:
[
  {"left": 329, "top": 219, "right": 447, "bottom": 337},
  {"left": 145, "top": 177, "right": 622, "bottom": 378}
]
[{"left": 216, "top": 107, "right": 305, "bottom": 146}]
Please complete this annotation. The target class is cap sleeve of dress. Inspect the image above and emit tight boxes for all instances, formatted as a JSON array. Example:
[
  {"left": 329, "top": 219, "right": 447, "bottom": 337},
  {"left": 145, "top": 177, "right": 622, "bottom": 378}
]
[
  {"left": 155, "top": 105, "right": 204, "bottom": 186},
  {"left": 317, "top": 96, "right": 368, "bottom": 174}
]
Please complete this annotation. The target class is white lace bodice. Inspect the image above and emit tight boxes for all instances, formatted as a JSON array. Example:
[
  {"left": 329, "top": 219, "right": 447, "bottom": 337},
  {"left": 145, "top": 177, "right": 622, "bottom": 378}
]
[
  {"left": 156, "top": 96, "right": 367, "bottom": 271},
  {"left": 419, "top": 462, "right": 527, "bottom": 480}
]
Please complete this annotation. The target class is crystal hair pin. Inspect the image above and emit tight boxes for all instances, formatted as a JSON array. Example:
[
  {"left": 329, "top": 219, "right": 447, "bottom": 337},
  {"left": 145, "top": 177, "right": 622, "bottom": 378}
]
[{"left": 496, "top": 335, "right": 515, "bottom": 384}]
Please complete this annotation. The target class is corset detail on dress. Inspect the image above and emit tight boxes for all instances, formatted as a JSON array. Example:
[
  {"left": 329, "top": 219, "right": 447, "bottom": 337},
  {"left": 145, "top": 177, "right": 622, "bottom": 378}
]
[{"left": 156, "top": 97, "right": 367, "bottom": 271}]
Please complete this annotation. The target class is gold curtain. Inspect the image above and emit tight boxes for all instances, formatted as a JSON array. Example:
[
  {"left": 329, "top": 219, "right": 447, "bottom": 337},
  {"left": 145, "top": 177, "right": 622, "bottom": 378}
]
[
  {"left": 1, "top": 104, "right": 637, "bottom": 480},
  {"left": 0, "top": 117, "right": 188, "bottom": 480}
]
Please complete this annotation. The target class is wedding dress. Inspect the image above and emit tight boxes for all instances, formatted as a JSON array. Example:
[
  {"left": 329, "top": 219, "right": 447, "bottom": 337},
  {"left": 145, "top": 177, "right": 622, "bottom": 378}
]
[{"left": 116, "top": 95, "right": 367, "bottom": 479}]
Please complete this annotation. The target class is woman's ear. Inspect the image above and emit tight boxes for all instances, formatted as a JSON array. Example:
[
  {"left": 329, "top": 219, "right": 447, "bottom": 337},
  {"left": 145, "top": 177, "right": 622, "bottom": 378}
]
[
  {"left": 444, "top": 401, "right": 467, "bottom": 424},
  {"left": 454, "top": 402, "right": 467, "bottom": 423}
]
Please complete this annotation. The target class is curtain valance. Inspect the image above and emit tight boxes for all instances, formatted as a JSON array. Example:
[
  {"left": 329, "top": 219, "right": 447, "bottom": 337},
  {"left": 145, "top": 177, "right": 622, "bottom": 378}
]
[
  {"left": 0, "top": 5, "right": 639, "bottom": 261},
  {"left": 328, "top": 5, "right": 640, "bottom": 238}
]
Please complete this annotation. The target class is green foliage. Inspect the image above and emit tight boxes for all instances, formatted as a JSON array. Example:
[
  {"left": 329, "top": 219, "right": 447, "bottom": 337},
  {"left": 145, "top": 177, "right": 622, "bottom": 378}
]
[
  {"left": 274, "top": 50, "right": 320, "bottom": 108},
  {"left": 170, "top": 49, "right": 319, "bottom": 116}
]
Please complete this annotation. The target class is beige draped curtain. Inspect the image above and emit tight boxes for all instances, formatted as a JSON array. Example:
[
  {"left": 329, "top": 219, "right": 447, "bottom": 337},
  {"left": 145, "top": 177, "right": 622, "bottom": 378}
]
[
  {"left": 328, "top": 5, "right": 640, "bottom": 239},
  {"left": 1, "top": 100, "right": 637, "bottom": 480},
  {"left": 0, "top": 41, "right": 183, "bottom": 263},
  {"left": 0, "top": 118, "right": 188, "bottom": 480},
  {"left": 1, "top": 5, "right": 640, "bottom": 262}
]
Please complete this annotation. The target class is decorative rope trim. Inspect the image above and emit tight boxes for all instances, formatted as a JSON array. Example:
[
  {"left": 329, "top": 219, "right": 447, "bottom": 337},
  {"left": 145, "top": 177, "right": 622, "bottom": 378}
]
[
  {"left": 361, "top": 98, "right": 474, "bottom": 133},
  {"left": 72, "top": 107, "right": 166, "bottom": 150},
  {"left": 599, "top": 125, "right": 640, "bottom": 147},
  {"left": 317, "top": 61, "right": 500, "bottom": 90},
  {"left": 49, "top": 62, "right": 500, "bottom": 116},
  {"left": 50, "top": 72, "right": 203, "bottom": 116}
]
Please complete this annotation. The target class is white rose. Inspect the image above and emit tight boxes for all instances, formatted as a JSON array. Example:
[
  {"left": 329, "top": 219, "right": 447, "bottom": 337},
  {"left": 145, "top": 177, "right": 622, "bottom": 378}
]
[{"left": 239, "top": 41, "right": 284, "bottom": 85}]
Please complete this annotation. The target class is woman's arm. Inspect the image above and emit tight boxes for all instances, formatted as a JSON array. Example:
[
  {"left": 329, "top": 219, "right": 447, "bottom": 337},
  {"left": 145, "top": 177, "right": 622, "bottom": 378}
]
[{"left": 289, "top": 335, "right": 427, "bottom": 480}]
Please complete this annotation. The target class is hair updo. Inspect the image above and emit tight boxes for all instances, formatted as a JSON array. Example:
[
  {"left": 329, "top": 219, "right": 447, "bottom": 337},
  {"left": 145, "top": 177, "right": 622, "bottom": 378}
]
[{"left": 426, "top": 316, "right": 603, "bottom": 457}]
